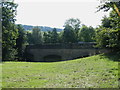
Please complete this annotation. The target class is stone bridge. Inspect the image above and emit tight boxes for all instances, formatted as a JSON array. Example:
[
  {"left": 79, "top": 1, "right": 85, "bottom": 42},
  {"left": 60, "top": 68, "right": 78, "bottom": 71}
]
[{"left": 25, "top": 43, "right": 109, "bottom": 62}]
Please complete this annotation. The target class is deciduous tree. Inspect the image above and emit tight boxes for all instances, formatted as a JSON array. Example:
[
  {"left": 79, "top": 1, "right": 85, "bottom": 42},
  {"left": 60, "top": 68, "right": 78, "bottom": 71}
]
[
  {"left": 64, "top": 18, "right": 81, "bottom": 42},
  {"left": 32, "top": 26, "right": 42, "bottom": 44},
  {"left": 78, "top": 25, "right": 95, "bottom": 42},
  {"left": 51, "top": 28, "right": 58, "bottom": 43},
  {"left": 2, "top": 1, "right": 18, "bottom": 61},
  {"left": 16, "top": 24, "right": 26, "bottom": 60},
  {"left": 62, "top": 25, "right": 76, "bottom": 43}
]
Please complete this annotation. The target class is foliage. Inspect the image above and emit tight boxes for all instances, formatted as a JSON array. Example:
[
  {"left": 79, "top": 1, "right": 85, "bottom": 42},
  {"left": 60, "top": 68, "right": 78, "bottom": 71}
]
[
  {"left": 64, "top": 18, "right": 81, "bottom": 42},
  {"left": 24, "top": 18, "right": 95, "bottom": 45},
  {"left": 51, "top": 28, "right": 59, "bottom": 43},
  {"left": 96, "top": 1, "right": 120, "bottom": 51},
  {"left": 16, "top": 24, "right": 26, "bottom": 61},
  {"left": 2, "top": 2, "right": 18, "bottom": 61},
  {"left": 58, "top": 31, "right": 64, "bottom": 43},
  {"left": 78, "top": 25, "right": 95, "bottom": 42},
  {"left": 26, "top": 31, "right": 33, "bottom": 44},
  {"left": 43, "top": 31, "right": 52, "bottom": 43},
  {"left": 97, "top": 1, "right": 120, "bottom": 16},
  {"left": 2, "top": 53, "right": 119, "bottom": 88},
  {"left": 27, "top": 27, "right": 42, "bottom": 44},
  {"left": 95, "top": 27, "right": 120, "bottom": 50},
  {"left": 101, "top": 15, "right": 112, "bottom": 28},
  {"left": 43, "top": 32, "right": 49, "bottom": 43},
  {"left": 64, "top": 18, "right": 81, "bottom": 32},
  {"left": 43, "top": 28, "right": 59, "bottom": 44},
  {"left": 32, "top": 27, "right": 42, "bottom": 44},
  {"left": 101, "top": 11, "right": 120, "bottom": 29},
  {"left": 109, "top": 10, "right": 120, "bottom": 29},
  {"left": 62, "top": 25, "right": 76, "bottom": 43}
]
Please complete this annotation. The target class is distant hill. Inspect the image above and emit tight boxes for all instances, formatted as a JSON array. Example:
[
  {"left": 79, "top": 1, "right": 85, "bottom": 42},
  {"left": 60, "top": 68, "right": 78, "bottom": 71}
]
[{"left": 21, "top": 25, "right": 63, "bottom": 32}]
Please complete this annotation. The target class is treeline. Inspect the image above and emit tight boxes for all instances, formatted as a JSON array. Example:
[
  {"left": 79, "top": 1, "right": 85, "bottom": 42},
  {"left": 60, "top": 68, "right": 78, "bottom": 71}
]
[
  {"left": 2, "top": 1, "right": 120, "bottom": 61},
  {"left": 26, "top": 20, "right": 95, "bottom": 44}
]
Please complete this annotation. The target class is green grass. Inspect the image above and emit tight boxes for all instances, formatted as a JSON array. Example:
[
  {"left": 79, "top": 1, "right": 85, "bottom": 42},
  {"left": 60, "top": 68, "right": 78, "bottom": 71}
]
[
  {"left": 0, "top": 63, "right": 2, "bottom": 89},
  {"left": 2, "top": 53, "right": 119, "bottom": 88}
]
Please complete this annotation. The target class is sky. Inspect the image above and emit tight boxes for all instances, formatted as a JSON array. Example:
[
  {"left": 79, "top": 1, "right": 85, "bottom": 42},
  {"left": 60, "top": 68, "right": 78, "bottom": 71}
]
[{"left": 14, "top": 0, "right": 110, "bottom": 29}]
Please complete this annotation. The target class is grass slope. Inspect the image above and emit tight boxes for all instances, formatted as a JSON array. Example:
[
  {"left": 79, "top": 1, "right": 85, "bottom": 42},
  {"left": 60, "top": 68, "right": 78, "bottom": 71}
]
[
  {"left": 0, "top": 63, "right": 2, "bottom": 89},
  {"left": 2, "top": 53, "right": 119, "bottom": 88}
]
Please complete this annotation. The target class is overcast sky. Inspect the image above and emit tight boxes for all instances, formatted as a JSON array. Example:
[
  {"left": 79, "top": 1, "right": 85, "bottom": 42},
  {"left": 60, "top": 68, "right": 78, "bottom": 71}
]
[{"left": 14, "top": 0, "right": 110, "bottom": 28}]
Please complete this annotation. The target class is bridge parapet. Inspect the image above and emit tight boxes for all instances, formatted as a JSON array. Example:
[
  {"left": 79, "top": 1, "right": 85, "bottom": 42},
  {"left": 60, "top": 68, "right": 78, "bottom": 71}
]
[{"left": 26, "top": 43, "right": 97, "bottom": 49}]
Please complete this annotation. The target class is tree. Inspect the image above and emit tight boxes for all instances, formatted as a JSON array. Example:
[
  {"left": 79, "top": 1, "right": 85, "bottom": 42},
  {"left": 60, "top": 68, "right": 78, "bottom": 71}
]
[
  {"left": 97, "top": 1, "right": 120, "bottom": 16},
  {"left": 51, "top": 28, "right": 58, "bottom": 43},
  {"left": 101, "top": 11, "right": 120, "bottom": 29},
  {"left": 64, "top": 18, "right": 81, "bottom": 42},
  {"left": 97, "top": 1, "right": 120, "bottom": 29},
  {"left": 26, "top": 27, "right": 42, "bottom": 45},
  {"left": 2, "top": 1, "right": 18, "bottom": 61},
  {"left": 64, "top": 18, "right": 81, "bottom": 31},
  {"left": 26, "top": 31, "right": 33, "bottom": 44},
  {"left": 101, "top": 15, "right": 112, "bottom": 28},
  {"left": 32, "top": 26, "right": 42, "bottom": 44},
  {"left": 16, "top": 24, "right": 26, "bottom": 60},
  {"left": 95, "top": 1, "right": 120, "bottom": 51},
  {"left": 78, "top": 25, "right": 95, "bottom": 42},
  {"left": 88, "top": 26, "right": 96, "bottom": 41},
  {"left": 62, "top": 25, "right": 76, "bottom": 43},
  {"left": 109, "top": 10, "right": 120, "bottom": 29},
  {"left": 58, "top": 31, "right": 63, "bottom": 43},
  {"left": 43, "top": 31, "right": 52, "bottom": 44},
  {"left": 43, "top": 32, "right": 49, "bottom": 44},
  {"left": 95, "top": 27, "right": 120, "bottom": 50}
]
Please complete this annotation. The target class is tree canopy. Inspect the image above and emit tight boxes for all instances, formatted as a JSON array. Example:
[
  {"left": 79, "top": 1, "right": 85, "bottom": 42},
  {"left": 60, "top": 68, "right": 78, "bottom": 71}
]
[
  {"left": 95, "top": 1, "right": 120, "bottom": 51},
  {"left": 2, "top": 1, "right": 18, "bottom": 61}
]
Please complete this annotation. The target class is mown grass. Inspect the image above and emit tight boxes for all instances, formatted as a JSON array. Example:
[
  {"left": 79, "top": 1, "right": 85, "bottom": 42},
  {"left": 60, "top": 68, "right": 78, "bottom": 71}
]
[
  {"left": 2, "top": 53, "right": 120, "bottom": 88},
  {"left": 0, "top": 63, "right": 2, "bottom": 89}
]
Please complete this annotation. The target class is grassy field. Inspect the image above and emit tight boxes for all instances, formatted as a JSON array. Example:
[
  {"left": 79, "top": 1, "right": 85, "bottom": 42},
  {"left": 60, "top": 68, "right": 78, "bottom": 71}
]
[
  {"left": 0, "top": 63, "right": 2, "bottom": 89},
  {"left": 2, "top": 53, "right": 119, "bottom": 88}
]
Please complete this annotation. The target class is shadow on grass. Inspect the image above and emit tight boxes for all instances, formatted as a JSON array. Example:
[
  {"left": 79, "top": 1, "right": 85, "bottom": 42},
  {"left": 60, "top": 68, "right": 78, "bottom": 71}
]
[
  {"left": 103, "top": 52, "right": 120, "bottom": 62},
  {"left": 27, "top": 55, "right": 90, "bottom": 63}
]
